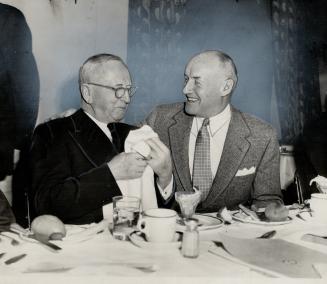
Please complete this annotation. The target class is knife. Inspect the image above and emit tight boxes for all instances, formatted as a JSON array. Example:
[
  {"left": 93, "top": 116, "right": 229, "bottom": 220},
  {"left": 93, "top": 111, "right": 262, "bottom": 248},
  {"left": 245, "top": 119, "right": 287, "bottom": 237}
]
[
  {"left": 5, "top": 253, "right": 27, "bottom": 265},
  {"left": 27, "top": 234, "right": 62, "bottom": 251},
  {"left": 301, "top": 234, "right": 327, "bottom": 246},
  {"left": 7, "top": 229, "right": 62, "bottom": 252},
  {"left": 239, "top": 204, "right": 260, "bottom": 221}
]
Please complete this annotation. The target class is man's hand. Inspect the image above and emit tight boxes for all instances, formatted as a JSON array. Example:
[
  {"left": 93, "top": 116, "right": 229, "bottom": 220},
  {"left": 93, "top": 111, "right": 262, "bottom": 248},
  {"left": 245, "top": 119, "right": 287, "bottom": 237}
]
[
  {"left": 108, "top": 152, "right": 147, "bottom": 180},
  {"left": 146, "top": 137, "right": 172, "bottom": 188},
  {"left": 44, "top": 108, "right": 77, "bottom": 122}
]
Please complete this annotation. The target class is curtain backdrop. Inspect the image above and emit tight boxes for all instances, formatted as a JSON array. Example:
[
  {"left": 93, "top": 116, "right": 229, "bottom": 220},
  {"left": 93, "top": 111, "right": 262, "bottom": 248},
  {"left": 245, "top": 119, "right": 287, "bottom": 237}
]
[{"left": 271, "top": 0, "right": 321, "bottom": 143}]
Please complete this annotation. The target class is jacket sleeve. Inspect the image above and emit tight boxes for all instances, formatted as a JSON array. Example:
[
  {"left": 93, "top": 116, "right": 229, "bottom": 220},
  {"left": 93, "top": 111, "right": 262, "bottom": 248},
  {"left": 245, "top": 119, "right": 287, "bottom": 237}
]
[
  {"left": 30, "top": 124, "right": 121, "bottom": 223},
  {"left": 252, "top": 129, "right": 283, "bottom": 207},
  {"left": 143, "top": 107, "right": 176, "bottom": 207}
]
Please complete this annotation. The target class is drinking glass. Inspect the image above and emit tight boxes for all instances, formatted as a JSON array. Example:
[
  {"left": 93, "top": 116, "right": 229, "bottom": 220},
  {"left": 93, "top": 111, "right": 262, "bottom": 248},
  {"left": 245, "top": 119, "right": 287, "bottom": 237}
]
[
  {"left": 175, "top": 189, "right": 201, "bottom": 220},
  {"left": 112, "top": 196, "right": 140, "bottom": 240}
]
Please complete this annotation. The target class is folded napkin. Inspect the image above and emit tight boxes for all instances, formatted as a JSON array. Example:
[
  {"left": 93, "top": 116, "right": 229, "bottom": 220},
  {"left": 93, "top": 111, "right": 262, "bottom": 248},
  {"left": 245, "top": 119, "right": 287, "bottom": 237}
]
[
  {"left": 218, "top": 234, "right": 327, "bottom": 278},
  {"left": 310, "top": 175, "right": 327, "bottom": 193},
  {"left": 103, "top": 126, "right": 158, "bottom": 220}
]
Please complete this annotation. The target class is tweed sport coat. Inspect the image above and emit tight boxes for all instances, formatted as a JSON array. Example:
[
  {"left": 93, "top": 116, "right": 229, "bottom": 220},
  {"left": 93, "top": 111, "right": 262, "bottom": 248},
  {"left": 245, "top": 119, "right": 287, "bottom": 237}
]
[
  {"left": 30, "top": 109, "right": 137, "bottom": 224},
  {"left": 146, "top": 103, "right": 283, "bottom": 211}
]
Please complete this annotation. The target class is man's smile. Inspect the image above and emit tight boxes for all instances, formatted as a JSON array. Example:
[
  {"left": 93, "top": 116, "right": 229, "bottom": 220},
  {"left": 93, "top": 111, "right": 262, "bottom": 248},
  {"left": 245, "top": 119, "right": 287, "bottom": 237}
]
[{"left": 186, "top": 96, "right": 199, "bottom": 103}]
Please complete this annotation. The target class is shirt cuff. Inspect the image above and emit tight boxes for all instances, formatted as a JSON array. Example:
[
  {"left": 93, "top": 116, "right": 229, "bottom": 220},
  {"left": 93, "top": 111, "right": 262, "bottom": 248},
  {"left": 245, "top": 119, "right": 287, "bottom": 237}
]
[{"left": 157, "top": 175, "right": 174, "bottom": 200}]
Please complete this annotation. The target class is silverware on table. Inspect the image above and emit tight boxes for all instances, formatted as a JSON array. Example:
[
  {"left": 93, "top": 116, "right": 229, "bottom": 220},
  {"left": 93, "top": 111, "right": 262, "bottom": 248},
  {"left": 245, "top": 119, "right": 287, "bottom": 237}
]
[
  {"left": 301, "top": 234, "right": 327, "bottom": 246},
  {"left": 257, "top": 230, "right": 276, "bottom": 239},
  {"left": 6, "top": 229, "right": 62, "bottom": 252},
  {"left": 239, "top": 204, "right": 260, "bottom": 221},
  {"left": 0, "top": 233, "right": 20, "bottom": 246},
  {"left": 4, "top": 253, "right": 27, "bottom": 265}
]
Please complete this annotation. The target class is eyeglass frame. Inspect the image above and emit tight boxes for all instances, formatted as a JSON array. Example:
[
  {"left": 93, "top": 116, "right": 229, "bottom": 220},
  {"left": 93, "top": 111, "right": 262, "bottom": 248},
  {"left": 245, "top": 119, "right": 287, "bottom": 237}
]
[{"left": 84, "top": 82, "right": 137, "bottom": 98}]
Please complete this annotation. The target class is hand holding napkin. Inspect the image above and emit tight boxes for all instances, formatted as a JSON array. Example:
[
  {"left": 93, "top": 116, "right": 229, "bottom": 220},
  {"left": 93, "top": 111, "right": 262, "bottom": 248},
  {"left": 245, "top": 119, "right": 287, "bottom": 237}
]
[
  {"left": 310, "top": 175, "right": 327, "bottom": 193},
  {"left": 103, "top": 126, "right": 158, "bottom": 220}
]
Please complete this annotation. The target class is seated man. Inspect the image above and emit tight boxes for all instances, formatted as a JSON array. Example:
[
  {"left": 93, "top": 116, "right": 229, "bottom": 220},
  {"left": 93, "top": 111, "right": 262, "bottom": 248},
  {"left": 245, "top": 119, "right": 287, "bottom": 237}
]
[
  {"left": 30, "top": 54, "right": 172, "bottom": 224},
  {"left": 146, "top": 50, "right": 283, "bottom": 212}
]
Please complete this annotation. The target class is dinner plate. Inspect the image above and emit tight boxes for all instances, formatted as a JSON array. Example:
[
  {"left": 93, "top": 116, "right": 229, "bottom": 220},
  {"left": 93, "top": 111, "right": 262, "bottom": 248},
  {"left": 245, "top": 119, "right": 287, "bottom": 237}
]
[
  {"left": 176, "top": 214, "right": 223, "bottom": 231},
  {"left": 129, "top": 231, "right": 182, "bottom": 249},
  {"left": 232, "top": 211, "right": 292, "bottom": 226}
]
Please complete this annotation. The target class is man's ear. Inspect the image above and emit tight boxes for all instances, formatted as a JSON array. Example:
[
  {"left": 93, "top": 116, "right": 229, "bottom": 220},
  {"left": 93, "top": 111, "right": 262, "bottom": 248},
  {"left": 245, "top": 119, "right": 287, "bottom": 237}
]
[
  {"left": 221, "top": 78, "right": 234, "bottom": 96},
  {"left": 80, "top": 84, "right": 92, "bottom": 104}
]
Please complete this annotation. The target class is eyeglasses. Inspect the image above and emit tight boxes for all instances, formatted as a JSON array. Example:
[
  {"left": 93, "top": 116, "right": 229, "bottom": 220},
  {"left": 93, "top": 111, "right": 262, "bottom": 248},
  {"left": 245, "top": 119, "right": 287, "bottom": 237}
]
[{"left": 85, "top": 82, "right": 137, "bottom": 98}]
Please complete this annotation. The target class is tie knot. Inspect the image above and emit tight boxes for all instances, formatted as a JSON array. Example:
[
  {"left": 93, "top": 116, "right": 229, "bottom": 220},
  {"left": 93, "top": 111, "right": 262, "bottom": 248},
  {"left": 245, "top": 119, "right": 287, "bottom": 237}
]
[
  {"left": 107, "top": 122, "right": 116, "bottom": 132},
  {"left": 202, "top": 118, "right": 209, "bottom": 127}
]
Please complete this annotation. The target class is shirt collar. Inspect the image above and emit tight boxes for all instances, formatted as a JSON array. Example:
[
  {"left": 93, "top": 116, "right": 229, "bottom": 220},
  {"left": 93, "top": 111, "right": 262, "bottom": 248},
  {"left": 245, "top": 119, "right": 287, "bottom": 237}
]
[
  {"left": 84, "top": 111, "right": 109, "bottom": 130},
  {"left": 193, "top": 104, "right": 232, "bottom": 137}
]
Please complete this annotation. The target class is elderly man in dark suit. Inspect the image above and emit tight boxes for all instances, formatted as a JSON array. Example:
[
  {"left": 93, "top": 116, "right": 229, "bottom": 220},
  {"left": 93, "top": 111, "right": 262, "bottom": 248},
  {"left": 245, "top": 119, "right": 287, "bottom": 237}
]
[
  {"left": 146, "top": 50, "right": 283, "bottom": 212},
  {"left": 30, "top": 54, "right": 172, "bottom": 224}
]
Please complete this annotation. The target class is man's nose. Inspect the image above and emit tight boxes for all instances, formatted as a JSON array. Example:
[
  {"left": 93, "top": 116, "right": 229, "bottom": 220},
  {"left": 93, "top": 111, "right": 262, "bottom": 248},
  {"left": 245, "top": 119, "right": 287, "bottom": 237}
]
[
  {"left": 183, "top": 80, "right": 193, "bottom": 94},
  {"left": 121, "top": 90, "right": 130, "bottom": 103}
]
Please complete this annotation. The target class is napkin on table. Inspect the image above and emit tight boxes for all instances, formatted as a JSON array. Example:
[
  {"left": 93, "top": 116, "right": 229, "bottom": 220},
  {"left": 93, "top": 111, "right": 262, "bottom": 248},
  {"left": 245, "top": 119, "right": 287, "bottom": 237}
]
[{"left": 217, "top": 234, "right": 327, "bottom": 278}]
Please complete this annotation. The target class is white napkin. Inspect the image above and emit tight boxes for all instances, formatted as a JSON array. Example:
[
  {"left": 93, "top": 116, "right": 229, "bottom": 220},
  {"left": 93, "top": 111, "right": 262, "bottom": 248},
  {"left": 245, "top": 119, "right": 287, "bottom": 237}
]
[
  {"left": 103, "top": 126, "right": 158, "bottom": 220},
  {"left": 309, "top": 175, "right": 327, "bottom": 193}
]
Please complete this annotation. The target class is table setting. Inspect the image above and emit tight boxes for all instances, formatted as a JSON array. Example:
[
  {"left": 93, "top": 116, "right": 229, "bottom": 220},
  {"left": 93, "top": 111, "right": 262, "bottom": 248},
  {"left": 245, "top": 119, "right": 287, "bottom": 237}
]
[{"left": 1, "top": 187, "right": 327, "bottom": 281}]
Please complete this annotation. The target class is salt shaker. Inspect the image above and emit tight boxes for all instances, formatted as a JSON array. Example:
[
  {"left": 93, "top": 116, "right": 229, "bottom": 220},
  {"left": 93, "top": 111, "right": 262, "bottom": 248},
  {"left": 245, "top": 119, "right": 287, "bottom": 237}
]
[{"left": 181, "top": 218, "right": 199, "bottom": 258}]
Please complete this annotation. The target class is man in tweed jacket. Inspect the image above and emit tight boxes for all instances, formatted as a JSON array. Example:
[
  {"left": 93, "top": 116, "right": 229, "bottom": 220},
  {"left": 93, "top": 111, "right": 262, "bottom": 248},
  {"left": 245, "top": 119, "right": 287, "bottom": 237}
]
[{"left": 146, "top": 50, "right": 282, "bottom": 211}]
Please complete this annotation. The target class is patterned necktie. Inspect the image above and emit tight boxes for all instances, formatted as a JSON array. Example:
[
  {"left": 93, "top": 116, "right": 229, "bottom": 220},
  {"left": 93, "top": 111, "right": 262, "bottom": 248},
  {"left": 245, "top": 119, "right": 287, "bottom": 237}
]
[
  {"left": 107, "top": 122, "right": 120, "bottom": 152},
  {"left": 192, "top": 118, "right": 212, "bottom": 201}
]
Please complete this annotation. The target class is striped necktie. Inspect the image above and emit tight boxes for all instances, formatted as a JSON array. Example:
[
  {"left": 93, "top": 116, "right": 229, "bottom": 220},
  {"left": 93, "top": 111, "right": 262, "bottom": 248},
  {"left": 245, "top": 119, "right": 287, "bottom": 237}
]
[{"left": 192, "top": 118, "right": 212, "bottom": 201}]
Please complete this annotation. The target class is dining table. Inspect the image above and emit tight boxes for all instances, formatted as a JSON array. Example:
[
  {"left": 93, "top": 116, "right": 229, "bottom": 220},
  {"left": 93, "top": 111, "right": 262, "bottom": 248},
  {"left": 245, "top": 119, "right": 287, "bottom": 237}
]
[{"left": 1, "top": 207, "right": 327, "bottom": 284}]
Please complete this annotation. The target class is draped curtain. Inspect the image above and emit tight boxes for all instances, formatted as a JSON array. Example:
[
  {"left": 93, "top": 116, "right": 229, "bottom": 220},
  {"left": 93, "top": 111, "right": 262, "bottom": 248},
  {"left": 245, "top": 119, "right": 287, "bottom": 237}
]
[
  {"left": 127, "top": 0, "right": 187, "bottom": 123},
  {"left": 271, "top": 0, "right": 321, "bottom": 144}
]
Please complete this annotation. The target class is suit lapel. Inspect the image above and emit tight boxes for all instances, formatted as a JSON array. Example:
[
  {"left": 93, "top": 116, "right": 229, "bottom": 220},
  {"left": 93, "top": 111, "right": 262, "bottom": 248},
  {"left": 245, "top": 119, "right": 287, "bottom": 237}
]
[
  {"left": 169, "top": 110, "right": 193, "bottom": 192},
  {"left": 68, "top": 110, "right": 117, "bottom": 167},
  {"left": 204, "top": 108, "right": 251, "bottom": 207}
]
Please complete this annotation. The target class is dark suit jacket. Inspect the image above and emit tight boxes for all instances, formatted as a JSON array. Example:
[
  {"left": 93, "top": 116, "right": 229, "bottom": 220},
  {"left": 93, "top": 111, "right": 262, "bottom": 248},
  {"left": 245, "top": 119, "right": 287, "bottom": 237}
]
[
  {"left": 0, "top": 3, "right": 39, "bottom": 180},
  {"left": 146, "top": 103, "right": 282, "bottom": 212},
  {"left": 30, "top": 109, "right": 137, "bottom": 224}
]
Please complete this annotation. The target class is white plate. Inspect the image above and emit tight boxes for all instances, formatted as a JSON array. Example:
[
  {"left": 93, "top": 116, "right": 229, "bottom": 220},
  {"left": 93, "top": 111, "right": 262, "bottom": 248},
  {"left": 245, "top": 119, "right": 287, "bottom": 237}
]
[
  {"left": 176, "top": 214, "right": 223, "bottom": 231},
  {"left": 129, "top": 231, "right": 182, "bottom": 249},
  {"left": 232, "top": 211, "right": 292, "bottom": 226}
]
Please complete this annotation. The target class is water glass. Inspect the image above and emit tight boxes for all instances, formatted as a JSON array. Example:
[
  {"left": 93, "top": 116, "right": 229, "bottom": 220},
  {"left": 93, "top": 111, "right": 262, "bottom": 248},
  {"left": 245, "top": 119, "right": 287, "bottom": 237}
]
[{"left": 112, "top": 196, "right": 140, "bottom": 240}]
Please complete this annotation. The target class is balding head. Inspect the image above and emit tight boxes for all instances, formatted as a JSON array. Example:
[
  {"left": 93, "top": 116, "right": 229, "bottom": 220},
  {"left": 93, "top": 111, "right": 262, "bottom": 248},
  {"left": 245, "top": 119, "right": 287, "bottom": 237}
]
[
  {"left": 190, "top": 50, "right": 238, "bottom": 92},
  {"left": 79, "top": 54, "right": 128, "bottom": 88},
  {"left": 183, "top": 50, "right": 238, "bottom": 118},
  {"left": 79, "top": 54, "right": 132, "bottom": 123}
]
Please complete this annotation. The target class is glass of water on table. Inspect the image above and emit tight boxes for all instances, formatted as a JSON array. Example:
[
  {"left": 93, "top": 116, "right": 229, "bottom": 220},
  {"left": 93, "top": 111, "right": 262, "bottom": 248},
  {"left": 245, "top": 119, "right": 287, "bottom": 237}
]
[{"left": 112, "top": 196, "right": 140, "bottom": 240}]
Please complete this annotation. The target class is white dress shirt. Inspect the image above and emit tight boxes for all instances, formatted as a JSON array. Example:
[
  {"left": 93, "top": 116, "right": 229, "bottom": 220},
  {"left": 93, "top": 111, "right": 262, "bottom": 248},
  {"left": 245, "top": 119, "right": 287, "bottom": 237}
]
[
  {"left": 85, "top": 111, "right": 173, "bottom": 200},
  {"left": 189, "top": 104, "right": 232, "bottom": 179},
  {"left": 85, "top": 111, "right": 113, "bottom": 142}
]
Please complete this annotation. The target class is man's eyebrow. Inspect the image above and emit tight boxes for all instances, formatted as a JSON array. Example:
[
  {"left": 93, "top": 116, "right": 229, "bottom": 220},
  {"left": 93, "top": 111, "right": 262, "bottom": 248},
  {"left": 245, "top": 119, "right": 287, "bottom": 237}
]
[{"left": 114, "top": 83, "right": 132, "bottom": 87}]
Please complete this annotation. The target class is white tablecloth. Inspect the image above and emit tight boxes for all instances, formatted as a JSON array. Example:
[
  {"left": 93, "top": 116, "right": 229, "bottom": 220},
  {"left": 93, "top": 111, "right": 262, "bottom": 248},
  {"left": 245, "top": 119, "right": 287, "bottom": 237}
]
[{"left": 1, "top": 210, "right": 327, "bottom": 282}]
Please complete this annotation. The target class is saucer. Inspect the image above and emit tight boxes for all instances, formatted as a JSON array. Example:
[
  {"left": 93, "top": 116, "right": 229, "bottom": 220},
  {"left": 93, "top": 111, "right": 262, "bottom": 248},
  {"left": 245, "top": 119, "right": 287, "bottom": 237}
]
[
  {"left": 129, "top": 231, "right": 182, "bottom": 249},
  {"left": 176, "top": 214, "right": 223, "bottom": 231}
]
